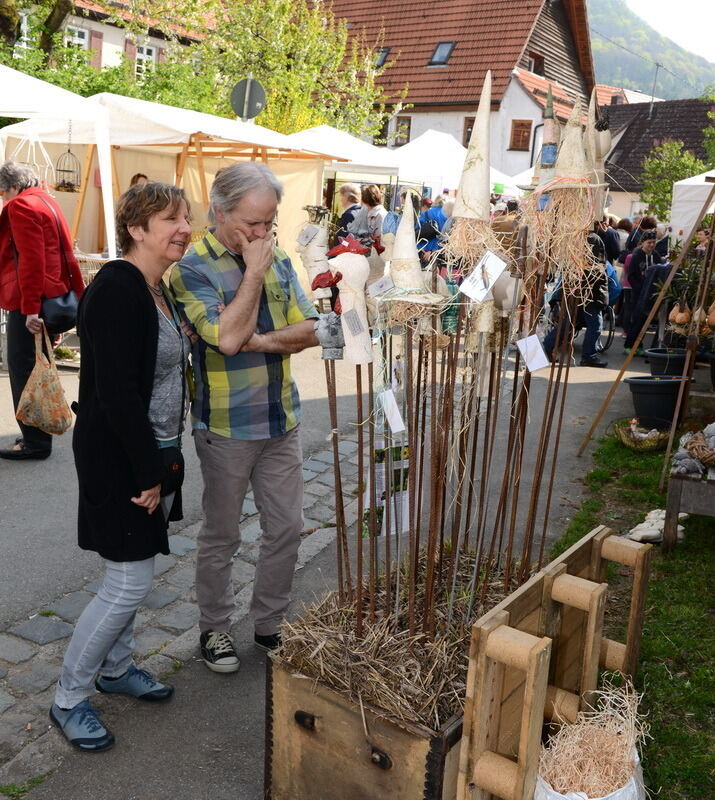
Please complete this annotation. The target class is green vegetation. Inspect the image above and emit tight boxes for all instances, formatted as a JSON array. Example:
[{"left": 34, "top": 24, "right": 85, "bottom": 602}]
[
  {"left": 641, "top": 141, "right": 707, "bottom": 220},
  {"left": 0, "top": 773, "right": 52, "bottom": 799},
  {"left": 0, "top": 0, "right": 399, "bottom": 136},
  {"left": 37, "top": 610, "right": 54, "bottom": 617},
  {"left": 588, "top": 0, "right": 715, "bottom": 99},
  {"left": 551, "top": 434, "right": 714, "bottom": 798}
]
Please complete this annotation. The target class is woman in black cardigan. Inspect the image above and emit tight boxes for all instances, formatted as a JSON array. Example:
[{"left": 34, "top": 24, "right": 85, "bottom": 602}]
[{"left": 50, "top": 183, "right": 192, "bottom": 752}]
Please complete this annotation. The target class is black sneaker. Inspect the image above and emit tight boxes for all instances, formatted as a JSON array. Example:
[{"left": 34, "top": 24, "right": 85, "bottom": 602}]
[
  {"left": 200, "top": 631, "right": 240, "bottom": 673},
  {"left": 254, "top": 632, "right": 282, "bottom": 652},
  {"left": 579, "top": 356, "right": 608, "bottom": 368}
]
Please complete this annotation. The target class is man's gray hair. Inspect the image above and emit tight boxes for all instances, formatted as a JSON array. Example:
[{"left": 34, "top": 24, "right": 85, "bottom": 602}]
[
  {"left": 0, "top": 161, "right": 39, "bottom": 192},
  {"left": 208, "top": 162, "right": 283, "bottom": 223}
]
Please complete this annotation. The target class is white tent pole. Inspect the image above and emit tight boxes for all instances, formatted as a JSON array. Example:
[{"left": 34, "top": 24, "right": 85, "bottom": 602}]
[{"left": 94, "top": 112, "right": 116, "bottom": 258}]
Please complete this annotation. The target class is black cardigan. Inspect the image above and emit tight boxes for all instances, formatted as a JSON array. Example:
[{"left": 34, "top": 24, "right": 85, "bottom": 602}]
[{"left": 73, "top": 259, "right": 179, "bottom": 561}]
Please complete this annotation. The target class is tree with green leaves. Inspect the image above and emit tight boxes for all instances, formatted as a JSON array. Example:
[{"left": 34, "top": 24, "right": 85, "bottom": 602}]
[
  {"left": 700, "top": 84, "right": 715, "bottom": 169},
  {"left": 1, "top": 0, "right": 401, "bottom": 137},
  {"left": 640, "top": 141, "right": 707, "bottom": 220}
]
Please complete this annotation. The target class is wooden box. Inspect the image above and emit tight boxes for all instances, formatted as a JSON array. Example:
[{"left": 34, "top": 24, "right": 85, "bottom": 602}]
[{"left": 265, "top": 657, "right": 462, "bottom": 800}]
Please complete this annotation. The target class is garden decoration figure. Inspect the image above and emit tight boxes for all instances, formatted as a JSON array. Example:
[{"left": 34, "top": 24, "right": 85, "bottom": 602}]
[
  {"left": 297, "top": 205, "right": 332, "bottom": 304},
  {"left": 326, "top": 235, "right": 373, "bottom": 365},
  {"left": 442, "top": 71, "right": 508, "bottom": 273},
  {"left": 314, "top": 312, "right": 345, "bottom": 360}
]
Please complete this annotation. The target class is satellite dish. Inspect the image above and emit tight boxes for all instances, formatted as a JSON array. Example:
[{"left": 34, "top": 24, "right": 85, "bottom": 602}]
[{"left": 230, "top": 77, "right": 267, "bottom": 121}]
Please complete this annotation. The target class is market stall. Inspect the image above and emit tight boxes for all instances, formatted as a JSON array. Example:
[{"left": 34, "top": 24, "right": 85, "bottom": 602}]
[
  {"left": 670, "top": 168, "right": 715, "bottom": 241},
  {"left": 0, "top": 64, "right": 115, "bottom": 258},
  {"left": 1, "top": 93, "right": 342, "bottom": 274}
]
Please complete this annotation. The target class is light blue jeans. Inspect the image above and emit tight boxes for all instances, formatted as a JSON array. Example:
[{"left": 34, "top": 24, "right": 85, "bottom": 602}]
[{"left": 54, "top": 556, "right": 155, "bottom": 709}]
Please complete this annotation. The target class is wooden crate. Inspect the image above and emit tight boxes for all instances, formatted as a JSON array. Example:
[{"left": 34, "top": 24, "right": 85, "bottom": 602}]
[
  {"left": 458, "top": 526, "right": 652, "bottom": 800},
  {"left": 265, "top": 657, "right": 462, "bottom": 800},
  {"left": 264, "top": 527, "right": 651, "bottom": 800}
]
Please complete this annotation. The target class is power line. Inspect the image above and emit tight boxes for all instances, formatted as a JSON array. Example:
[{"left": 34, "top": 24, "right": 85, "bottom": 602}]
[{"left": 589, "top": 26, "right": 706, "bottom": 96}]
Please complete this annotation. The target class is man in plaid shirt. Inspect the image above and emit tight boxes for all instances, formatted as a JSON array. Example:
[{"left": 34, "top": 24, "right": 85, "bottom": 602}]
[{"left": 171, "top": 163, "right": 318, "bottom": 673}]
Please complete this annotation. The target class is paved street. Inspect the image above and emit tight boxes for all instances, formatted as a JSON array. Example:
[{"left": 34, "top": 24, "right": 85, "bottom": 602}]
[{"left": 2, "top": 340, "right": 703, "bottom": 798}]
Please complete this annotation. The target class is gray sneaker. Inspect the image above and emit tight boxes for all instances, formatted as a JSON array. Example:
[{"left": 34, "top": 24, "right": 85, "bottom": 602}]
[{"left": 49, "top": 700, "right": 114, "bottom": 752}]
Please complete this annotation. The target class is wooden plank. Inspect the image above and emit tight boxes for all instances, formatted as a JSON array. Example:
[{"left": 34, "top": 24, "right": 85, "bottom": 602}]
[
  {"left": 580, "top": 582, "right": 607, "bottom": 708},
  {"left": 194, "top": 135, "right": 210, "bottom": 211},
  {"left": 175, "top": 143, "right": 189, "bottom": 187},
  {"left": 70, "top": 144, "right": 95, "bottom": 242},
  {"left": 463, "top": 611, "right": 509, "bottom": 800},
  {"left": 515, "top": 636, "right": 552, "bottom": 800},
  {"left": 623, "top": 545, "right": 652, "bottom": 678}
]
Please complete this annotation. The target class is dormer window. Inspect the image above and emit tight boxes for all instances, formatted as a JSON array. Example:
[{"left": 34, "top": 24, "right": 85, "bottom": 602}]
[
  {"left": 429, "top": 41, "right": 455, "bottom": 66},
  {"left": 375, "top": 47, "right": 391, "bottom": 68},
  {"left": 527, "top": 52, "right": 545, "bottom": 76}
]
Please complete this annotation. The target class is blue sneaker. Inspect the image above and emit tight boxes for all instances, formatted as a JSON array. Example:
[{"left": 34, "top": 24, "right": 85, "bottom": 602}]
[
  {"left": 96, "top": 665, "right": 174, "bottom": 702},
  {"left": 49, "top": 700, "right": 114, "bottom": 752}
]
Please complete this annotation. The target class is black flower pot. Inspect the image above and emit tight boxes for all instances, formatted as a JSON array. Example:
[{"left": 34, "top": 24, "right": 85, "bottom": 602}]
[
  {"left": 624, "top": 376, "right": 691, "bottom": 429},
  {"left": 644, "top": 347, "right": 687, "bottom": 377}
]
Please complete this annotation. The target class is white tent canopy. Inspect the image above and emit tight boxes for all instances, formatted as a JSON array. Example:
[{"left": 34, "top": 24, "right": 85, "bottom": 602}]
[
  {"left": 670, "top": 168, "right": 715, "bottom": 240},
  {"left": 285, "top": 124, "right": 400, "bottom": 174},
  {"left": 394, "top": 129, "right": 523, "bottom": 198},
  {"left": 0, "top": 65, "right": 116, "bottom": 257},
  {"left": 1, "top": 92, "right": 320, "bottom": 153}
]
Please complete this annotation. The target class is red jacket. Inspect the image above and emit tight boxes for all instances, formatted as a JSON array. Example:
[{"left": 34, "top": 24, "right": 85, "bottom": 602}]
[{"left": 0, "top": 187, "right": 85, "bottom": 315}]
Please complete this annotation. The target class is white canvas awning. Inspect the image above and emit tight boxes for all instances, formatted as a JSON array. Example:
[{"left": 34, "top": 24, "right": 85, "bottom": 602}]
[
  {"left": 394, "top": 130, "right": 523, "bottom": 197},
  {"left": 0, "top": 65, "right": 116, "bottom": 256},
  {"left": 670, "top": 169, "right": 715, "bottom": 240},
  {"left": 285, "top": 124, "right": 400, "bottom": 174}
]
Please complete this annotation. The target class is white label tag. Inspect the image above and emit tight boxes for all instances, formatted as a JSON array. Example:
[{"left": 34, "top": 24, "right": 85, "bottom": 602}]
[
  {"left": 342, "top": 308, "right": 364, "bottom": 336},
  {"left": 459, "top": 251, "right": 507, "bottom": 303},
  {"left": 297, "top": 224, "right": 319, "bottom": 247},
  {"left": 516, "top": 334, "right": 550, "bottom": 373},
  {"left": 379, "top": 389, "right": 406, "bottom": 433},
  {"left": 367, "top": 275, "right": 395, "bottom": 298}
]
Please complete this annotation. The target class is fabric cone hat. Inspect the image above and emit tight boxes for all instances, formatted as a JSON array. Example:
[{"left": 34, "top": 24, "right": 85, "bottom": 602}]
[
  {"left": 453, "top": 70, "right": 492, "bottom": 220},
  {"left": 391, "top": 193, "right": 427, "bottom": 289},
  {"left": 553, "top": 101, "right": 593, "bottom": 189}
]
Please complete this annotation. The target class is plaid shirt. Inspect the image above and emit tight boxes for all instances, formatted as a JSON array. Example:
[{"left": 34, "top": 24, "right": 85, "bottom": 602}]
[{"left": 170, "top": 231, "right": 317, "bottom": 440}]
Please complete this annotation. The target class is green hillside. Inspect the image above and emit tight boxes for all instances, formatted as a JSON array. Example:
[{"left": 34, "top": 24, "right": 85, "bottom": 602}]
[{"left": 587, "top": 0, "right": 715, "bottom": 99}]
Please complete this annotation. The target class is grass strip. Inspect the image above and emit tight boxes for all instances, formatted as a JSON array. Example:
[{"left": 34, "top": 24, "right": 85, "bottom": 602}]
[{"left": 550, "top": 434, "right": 714, "bottom": 799}]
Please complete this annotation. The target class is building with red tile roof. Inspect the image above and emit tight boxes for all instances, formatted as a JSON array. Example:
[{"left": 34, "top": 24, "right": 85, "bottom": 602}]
[{"left": 331, "top": 0, "right": 596, "bottom": 177}]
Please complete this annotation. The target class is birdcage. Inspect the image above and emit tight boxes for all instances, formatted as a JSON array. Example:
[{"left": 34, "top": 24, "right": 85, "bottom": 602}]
[{"left": 55, "top": 121, "right": 81, "bottom": 193}]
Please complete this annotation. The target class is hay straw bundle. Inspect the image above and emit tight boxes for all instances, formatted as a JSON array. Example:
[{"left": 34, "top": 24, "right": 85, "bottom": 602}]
[
  {"left": 539, "top": 679, "right": 649, "bottom": 797},
  {"left": 442, "top": 217, "right": 509, "bottom": 277},
  {"left": 520, "top": 180, "right": 596, "bottom": 303},
  {"left": 280, "top": 554, "right": 516, "bottom": 730}
]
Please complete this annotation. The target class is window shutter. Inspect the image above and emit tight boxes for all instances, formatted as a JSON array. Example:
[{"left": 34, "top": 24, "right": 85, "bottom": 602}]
[
  {"left": 89, "top": 30, "right": 103, "bottom": 69},
  {"left": 157, "top": 47, "right": 166, "bottom": 63},
  {"left": 124, "top": 39, "right": 136, "bottom": 60}
]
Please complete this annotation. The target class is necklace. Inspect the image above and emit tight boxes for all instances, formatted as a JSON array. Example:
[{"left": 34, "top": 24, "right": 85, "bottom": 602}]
[{"left": 146, "top": 282, "right": 164, "bottom": 298}]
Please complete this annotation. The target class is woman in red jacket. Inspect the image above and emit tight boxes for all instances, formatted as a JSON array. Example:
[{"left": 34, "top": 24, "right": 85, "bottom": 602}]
[{"left": 0, "top": 161, "right": 85, "bottom": 460}]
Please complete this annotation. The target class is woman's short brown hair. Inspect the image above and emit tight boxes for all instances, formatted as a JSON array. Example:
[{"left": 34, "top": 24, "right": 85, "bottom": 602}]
[
  {"left": 116, "top": 182, "right": 190, "bottom": 254},
  {"left": 615, "top": 217, "right": 633, "bottom": 232},
  {"left": 361, "top": 183, "right": 383, "bottom": 207},
  {"left": 640, "top": 215, "right": 657, "bottom": 230}
]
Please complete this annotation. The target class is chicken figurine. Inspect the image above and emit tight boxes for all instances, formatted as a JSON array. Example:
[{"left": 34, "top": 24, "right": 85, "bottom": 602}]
[
  {"left": 296, "top": 205, "right": 333, "bottom": 304},
  {"left": 327, "top": 234, "right": 373, "bottom": 365}
]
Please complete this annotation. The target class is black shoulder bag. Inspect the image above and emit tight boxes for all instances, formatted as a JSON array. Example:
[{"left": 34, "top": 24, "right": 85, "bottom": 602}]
[{"left": 37, "top": 196, "right": 80, "bottom": 334}]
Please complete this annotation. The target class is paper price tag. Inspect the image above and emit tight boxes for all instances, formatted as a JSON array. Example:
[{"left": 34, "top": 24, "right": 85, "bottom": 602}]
[
  {"left": 342, "top": 308, "right": 364, "bottom": 336},
  {"left": 516, "top": 334, "right": 550, "bottom": 373},
  {"left": 297, "top": 224, "right": 319, "bottom": 247},
  {"left": 459, "top": 251, "right": 507, "bottom": 303},
  {"left": 367, "top": 275, "right": 395, "bottom": 298},
  {"left": 378, "top": 389, "right": 406, "bottom": 434}
]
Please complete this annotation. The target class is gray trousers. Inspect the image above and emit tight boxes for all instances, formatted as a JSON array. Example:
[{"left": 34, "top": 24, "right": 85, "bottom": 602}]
[
  {"left": 194, "top": 426, "right": 303, "bottom": 636},
  {"left": 55, "top": 557, "right": 155, "bottom": 709}
]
